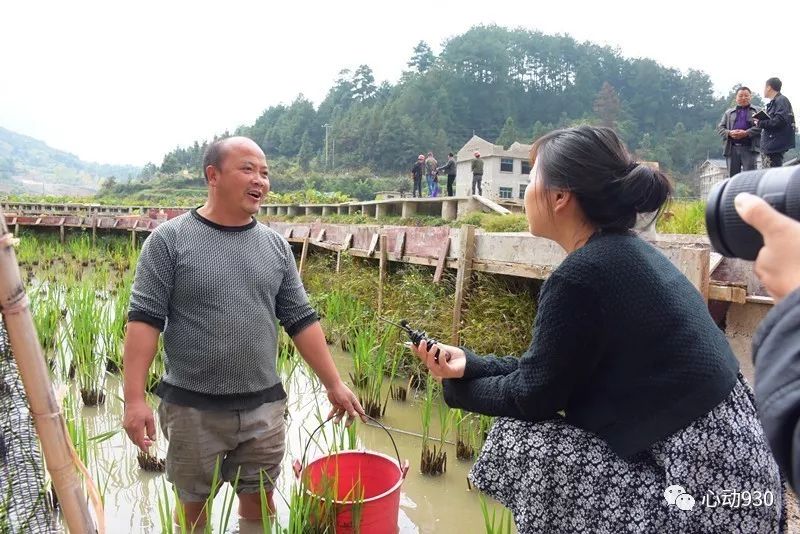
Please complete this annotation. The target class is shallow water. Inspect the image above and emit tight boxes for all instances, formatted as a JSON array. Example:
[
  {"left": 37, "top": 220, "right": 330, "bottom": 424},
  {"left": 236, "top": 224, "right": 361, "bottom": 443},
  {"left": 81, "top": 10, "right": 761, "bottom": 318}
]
[{"left": 59, "top": 348, "right": 514, "bottom": 533}]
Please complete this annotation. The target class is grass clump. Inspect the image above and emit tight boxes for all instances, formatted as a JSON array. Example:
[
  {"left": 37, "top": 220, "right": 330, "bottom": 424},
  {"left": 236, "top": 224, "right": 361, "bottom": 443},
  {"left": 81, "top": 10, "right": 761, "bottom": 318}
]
[
  {"left": 657, "top": 200, "right": 706, "bottom": 235},
  {"left": 460, "top": 272, "right": 537, "bottom": 357}
]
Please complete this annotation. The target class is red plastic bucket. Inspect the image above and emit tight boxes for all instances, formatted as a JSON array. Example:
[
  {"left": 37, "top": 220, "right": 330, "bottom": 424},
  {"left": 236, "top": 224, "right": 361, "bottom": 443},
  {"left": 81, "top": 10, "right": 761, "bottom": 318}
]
[{"left": 293, "top": 415, "right": 410, "bottom": 534}]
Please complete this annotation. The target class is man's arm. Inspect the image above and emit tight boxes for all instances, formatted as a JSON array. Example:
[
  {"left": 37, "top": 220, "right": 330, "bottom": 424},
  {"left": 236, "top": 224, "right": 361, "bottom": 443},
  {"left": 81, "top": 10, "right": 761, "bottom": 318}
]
[
  {"left": 122, "top": 321, "right": 160, "bottom": 451},
  {"left": 716, "top": 111, "right": 730, "bottom": 139},
  {"left": 292, "top": 322, "right": 365, "bottom": 420},
  {"left": 758, "top": 98, "right": 789, "bottom": 131}
]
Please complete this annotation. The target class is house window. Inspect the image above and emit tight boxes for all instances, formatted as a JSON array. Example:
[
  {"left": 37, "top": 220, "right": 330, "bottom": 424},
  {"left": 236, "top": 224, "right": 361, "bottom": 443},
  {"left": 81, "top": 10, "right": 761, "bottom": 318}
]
[
  {"left": 499, "top": 187, "right": 513, "bottom": 199},
  {"left": 500, "top": 158, "right": 514, "bottom": 172},
  {"left": 521, "top": 160, "right": 532, "bottom": 175},
  {"left": 519, "top": 184, "right": 527, "bottom": 199}
]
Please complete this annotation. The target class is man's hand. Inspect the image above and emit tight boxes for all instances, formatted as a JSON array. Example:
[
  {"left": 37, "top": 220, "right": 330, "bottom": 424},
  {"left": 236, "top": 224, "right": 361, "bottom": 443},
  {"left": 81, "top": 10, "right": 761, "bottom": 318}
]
[
  {"left": 326, "top": 381, "right": 366, "bottom": 425},
  {"left": 735, "top": 193, "right": 800, "bottom": 302},
  {"left": 123, "top": 400, "right": 156, "bottom": 451},
  {"left": 410, "top": 340, "right": 466, "bottom": 379}
]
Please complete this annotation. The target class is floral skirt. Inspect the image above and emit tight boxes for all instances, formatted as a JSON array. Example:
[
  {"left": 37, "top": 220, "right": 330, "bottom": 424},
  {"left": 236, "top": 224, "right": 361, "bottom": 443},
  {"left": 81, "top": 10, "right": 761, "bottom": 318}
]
[{"left": 469, "top": 375, "right": 787, "bottom": 533}]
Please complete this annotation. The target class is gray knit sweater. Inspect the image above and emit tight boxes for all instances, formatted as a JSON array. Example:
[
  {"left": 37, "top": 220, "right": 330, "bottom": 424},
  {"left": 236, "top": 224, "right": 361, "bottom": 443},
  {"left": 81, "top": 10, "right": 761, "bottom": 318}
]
[{"left": 128, "top": 209, "right": 317, "bottom": 410}]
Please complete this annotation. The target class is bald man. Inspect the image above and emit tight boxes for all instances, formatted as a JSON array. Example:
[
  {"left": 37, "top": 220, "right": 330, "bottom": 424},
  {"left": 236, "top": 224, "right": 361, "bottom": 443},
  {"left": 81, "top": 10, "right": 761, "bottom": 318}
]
[{"left": 122, "top": 137, "right": 364, "bottom": 527}]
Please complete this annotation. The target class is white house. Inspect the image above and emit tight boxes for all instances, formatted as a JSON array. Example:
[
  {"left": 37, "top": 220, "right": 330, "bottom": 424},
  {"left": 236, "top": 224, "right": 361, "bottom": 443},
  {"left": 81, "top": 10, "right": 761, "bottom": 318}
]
[
  {"left": 455, "top": 135, "right": 532, "bottom": 201},
  {"left": 697, "top": 159, "right": 729, "bottom": 199}
]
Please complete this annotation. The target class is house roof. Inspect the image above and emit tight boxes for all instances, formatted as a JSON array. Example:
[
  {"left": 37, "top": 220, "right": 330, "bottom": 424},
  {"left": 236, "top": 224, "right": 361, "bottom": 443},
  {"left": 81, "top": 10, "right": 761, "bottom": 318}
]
[
  {"left": 701, "top": 159, "right": 728, "bottom": 169},
  {"left": 456, "top": 135, "right": 532, "bottom": 162}
]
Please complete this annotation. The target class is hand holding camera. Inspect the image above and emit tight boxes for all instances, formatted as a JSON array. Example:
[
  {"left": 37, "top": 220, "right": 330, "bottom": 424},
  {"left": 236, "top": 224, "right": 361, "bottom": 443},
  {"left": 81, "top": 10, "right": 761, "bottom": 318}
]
[{"left": 410, "top": 340, "right": 466, "bottom": 379}]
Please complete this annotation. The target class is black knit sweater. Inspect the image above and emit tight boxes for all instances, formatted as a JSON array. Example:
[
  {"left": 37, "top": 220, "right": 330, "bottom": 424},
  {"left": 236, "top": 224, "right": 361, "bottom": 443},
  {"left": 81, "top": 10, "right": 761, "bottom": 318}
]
[{"left": 443, "top": 232, "right": 739, "bottom": 458}]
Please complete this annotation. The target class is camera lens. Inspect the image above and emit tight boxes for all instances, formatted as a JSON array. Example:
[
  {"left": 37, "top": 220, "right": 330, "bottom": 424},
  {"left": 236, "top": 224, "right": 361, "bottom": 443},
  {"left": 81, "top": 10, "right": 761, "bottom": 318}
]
[{"left": 706, "top": 166, "right": 800, "bottom": 260}]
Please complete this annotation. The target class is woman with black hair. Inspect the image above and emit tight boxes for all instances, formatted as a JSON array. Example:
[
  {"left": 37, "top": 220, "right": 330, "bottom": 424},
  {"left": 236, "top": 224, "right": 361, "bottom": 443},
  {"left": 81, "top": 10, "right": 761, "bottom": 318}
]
[{"left": 412, "top": 126, "right": 786, "bottom": 533}]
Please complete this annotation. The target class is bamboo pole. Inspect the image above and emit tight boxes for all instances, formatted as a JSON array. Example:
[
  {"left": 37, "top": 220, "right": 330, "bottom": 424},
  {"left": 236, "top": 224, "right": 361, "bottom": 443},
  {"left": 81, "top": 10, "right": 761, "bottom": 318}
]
[{"left": 0, "top": 214, "right": 99, "bottom": 533}]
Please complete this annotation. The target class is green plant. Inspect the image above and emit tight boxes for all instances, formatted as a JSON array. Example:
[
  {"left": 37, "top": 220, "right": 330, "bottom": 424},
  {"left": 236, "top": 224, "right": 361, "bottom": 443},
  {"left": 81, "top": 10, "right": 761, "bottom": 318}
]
[
  {"left": 29, "top": 285, "right": 62, "bottom": 366},
  {"left": 66, "top": 281, "right": 106, "bottom": 406},
  {"left": 479, "top": 494, "right": 514, "bottom": 533},
  {"left": 657, "top": 200, "right": 706, "bottom": 234},
  {"left": 420, "top": 373, "right": 447, "bottom": 475},
  {"left": 459, "top": 272, "right": 537, "bottom": 357},
  {"left": 454, "top": 409, "right": 477, "bottom": 461}
]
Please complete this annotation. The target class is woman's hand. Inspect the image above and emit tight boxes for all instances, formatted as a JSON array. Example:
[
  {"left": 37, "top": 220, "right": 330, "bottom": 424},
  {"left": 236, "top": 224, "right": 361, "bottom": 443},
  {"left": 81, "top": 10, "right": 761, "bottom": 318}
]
[{"left": 410, "top": 340, "right": 466, "bottom": 379}]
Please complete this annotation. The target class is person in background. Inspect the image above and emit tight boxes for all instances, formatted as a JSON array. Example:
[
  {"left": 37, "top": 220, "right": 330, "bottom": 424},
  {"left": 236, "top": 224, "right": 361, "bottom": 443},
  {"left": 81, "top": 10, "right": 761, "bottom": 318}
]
[
  {"left": 412, "top": 126, "right": 786, "bottom": 533},
  {"left": 425, "top": 152, "right": 438, "bottom": 197},
  {"left": 437, "top": 152, "right": 457, "bottom": 196},
  {"left": 735, "top": 192, "right": 800, "bottom": 492},
  {"left": 757, "top": 78, "right": 796, "bottom": 168},
  {"left": 411, "top": 154, "right": 425, "bottom": 198},
  {"left": 122, "top": 137, "right": 364, "bottom": 528},
  {"left": 717, "top": 86, "right": 761, "bottom": 176},
  {"left": 470, "top": 151, "right": 483, "bottom": 195}
]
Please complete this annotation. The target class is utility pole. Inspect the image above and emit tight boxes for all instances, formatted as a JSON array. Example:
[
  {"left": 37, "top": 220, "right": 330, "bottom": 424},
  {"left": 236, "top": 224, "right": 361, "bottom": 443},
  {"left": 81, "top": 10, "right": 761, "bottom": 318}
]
[
  {"left": 331, "top": 137, "right": 335, "bottom": 169},
  {"left": 323, "top": 123, "right": 330, "bottom": 168}
]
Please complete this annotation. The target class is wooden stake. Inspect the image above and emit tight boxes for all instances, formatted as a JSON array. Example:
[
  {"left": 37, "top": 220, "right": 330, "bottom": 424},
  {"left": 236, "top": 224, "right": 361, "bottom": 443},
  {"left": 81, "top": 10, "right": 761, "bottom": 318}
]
[
  {"left": 368, "top": 233, "right": 379, "bottom": 257},
  {"left": 59, "top": 217, "right": 65, "bottom": 244},
  {"left": 91, "top": 216, "right": 97, "bottom": 247},
  {"left": 394, "top": 231, "right": 406, "bottom": 259},
  {"left": 433, "top": 237, "right": 451, "bottom": 283},
  {"left": 337, "top": 233, "right": 353, "bottom": 274},
  {"left": 378, "top": 234, "right": 387, "bottom": 315},
  {"left": 451, "top": 225, "right": 476, "bottom": 345},
  {"left": 299, "top": 236, "right": 310, "bottom": 278}
]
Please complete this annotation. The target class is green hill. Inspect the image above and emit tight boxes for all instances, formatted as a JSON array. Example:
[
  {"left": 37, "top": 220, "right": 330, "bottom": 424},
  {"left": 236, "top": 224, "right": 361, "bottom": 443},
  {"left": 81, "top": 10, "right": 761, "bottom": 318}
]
[{"left": 0, "top": 127, "right": 140, "bottom": 195}]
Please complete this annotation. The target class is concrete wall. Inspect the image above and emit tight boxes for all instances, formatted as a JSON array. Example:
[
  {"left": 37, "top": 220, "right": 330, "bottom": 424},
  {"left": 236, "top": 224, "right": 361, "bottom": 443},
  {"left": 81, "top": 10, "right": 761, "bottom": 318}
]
[{"left": 725, "top": 302, "right": 772, "bottom": 383}]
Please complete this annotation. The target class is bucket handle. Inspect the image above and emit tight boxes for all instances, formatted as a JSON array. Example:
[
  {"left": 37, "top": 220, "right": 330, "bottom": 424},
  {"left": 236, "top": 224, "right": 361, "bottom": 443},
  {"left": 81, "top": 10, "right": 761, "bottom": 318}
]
[{"left": 293, "top": 414, "right": 409, "bottom": 479}]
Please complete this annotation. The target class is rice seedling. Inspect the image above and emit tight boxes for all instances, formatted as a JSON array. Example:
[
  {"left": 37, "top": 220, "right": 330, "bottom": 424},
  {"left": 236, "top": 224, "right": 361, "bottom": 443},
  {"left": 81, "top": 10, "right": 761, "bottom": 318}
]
[
  {"left": 29, "top": 285, "right": 62, "bottom": 368},
  {"left": 14, "top": 233, "right": 39, "bottom": 267},
  {"left": 347, "top": 324, "right": 376, "bottom": 390},
  {"left": 156, "top": 477, "right": 188, "bottom": 534},
  {"left": 354, "top": 326, "right": 398, "bottom": 419},
  {"left": 70, "top": 235, "right": 92, "bottom": 267},
  {"left": 479, "top": 494, "right": 514, "bottom": 534},
  {"left": 204, "top": 462, "right": 240, "bottom": 534},
  {"left": 103, "top": 291, "right": 128, "bottom": 374},
  {"left": 420, "top": 373, "right": 448, "bottom": 475},
  {"left": 108, "top": 246, "right": 129, "bottom": 273},
  {"left": 65, "top": 282, "right": 106, "bottom": 406},
  {"left": 92, "top": 263, "right": 112, "bottom": 295},
  {"left": 136, "top": 450, "right": 165, "bottom": 472},
  {"left": 390, "top": 375, "right": 412, "bottom": 401},
  {"left": 453, "top": 409, "right": 477, "bottom": 461},
  {"left": 479, "top": 414, "right": 495, "bottom": 444}
]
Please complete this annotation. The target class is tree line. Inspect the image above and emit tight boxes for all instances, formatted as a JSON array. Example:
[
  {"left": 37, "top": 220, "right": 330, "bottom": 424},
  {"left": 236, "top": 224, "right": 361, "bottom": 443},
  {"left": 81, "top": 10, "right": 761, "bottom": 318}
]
[{"left": 141, "top": 25, "right": 789, "bottom": 197}]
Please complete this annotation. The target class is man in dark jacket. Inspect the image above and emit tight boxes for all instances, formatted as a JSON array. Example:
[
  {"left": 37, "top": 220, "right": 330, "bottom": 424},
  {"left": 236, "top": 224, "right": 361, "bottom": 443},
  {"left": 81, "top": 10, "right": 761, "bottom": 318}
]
[
  {"left": 470, "top": 151, "right": 484, "bottom": 195},
  {"left": 717, "top": 87, "right": 761, "bottom": 176},
  {"left": 411, "top": 154, "right": 425, "bottom": 198},
  {"left": 757, "top": 78, "right": 796, "bottom": 168},
  {"left": 436, "top": 152, "right": 457, "bottom": 196},
  {"left": 735, "top": 189, "right": 800, "bottom": 490}
]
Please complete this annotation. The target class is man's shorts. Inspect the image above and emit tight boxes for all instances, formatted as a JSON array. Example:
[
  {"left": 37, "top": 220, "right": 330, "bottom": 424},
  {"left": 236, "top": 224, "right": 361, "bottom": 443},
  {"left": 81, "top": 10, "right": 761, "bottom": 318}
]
[{"left": 158, "top": 397, "right": 287, "bottom": 502}]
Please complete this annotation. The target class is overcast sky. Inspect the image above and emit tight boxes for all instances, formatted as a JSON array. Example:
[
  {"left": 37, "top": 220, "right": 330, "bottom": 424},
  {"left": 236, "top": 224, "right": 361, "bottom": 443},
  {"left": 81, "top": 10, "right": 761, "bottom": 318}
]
[{"left": 1, "top": 0, "right": 797, "bottom": 166}]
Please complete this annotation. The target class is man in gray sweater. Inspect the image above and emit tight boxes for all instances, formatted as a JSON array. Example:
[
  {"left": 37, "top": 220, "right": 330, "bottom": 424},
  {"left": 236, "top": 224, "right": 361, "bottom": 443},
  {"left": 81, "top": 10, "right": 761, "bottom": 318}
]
[{"left": 122, "top": 137, "right": 364, "bottom": 527}]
